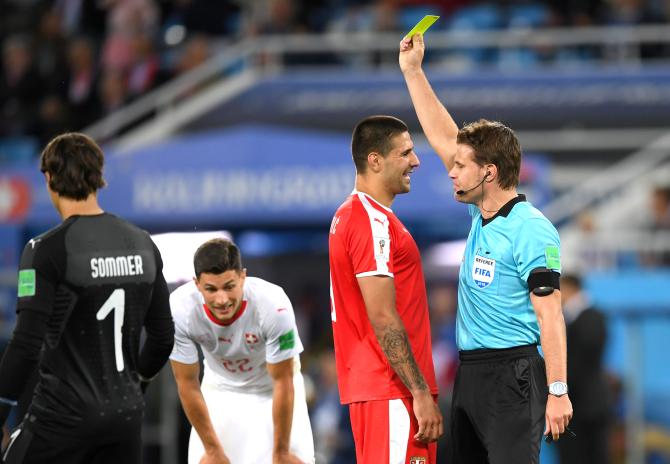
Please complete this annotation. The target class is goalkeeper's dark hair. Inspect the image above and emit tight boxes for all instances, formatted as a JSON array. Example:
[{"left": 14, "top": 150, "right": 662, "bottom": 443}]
[{"left": 40, "top": 132, "right": 106, "bottom": 200}]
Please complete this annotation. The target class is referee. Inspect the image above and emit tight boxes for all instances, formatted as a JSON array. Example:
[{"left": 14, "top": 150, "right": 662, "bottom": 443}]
[
  {"left": 0, "top": 133, "right": 174, "bottom": 463},
  {"left": 400, "top": 34, "right": 572, "bottom": 463}
]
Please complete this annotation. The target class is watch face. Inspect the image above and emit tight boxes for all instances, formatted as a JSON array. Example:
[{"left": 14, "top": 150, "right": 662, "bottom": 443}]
[{"left": 550, "top": 382, "right": 568, "bottom": 396}]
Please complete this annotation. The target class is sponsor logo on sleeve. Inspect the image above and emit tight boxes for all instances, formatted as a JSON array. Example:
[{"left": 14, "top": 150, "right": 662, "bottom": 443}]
[
  {"left": 278, "top": 329, "right": 295, "bottom": 351},
  {"left": 17, "top": 269, "right": 36, "bottom": 297}
]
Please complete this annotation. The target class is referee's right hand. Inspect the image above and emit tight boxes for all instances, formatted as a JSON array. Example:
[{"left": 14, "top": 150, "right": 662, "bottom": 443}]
[
  {"left": 545, "top": 394, "right": 573, "bottom": 441},
  {"left": 412, "top": 390, "right": 443, "bottom": 443}
]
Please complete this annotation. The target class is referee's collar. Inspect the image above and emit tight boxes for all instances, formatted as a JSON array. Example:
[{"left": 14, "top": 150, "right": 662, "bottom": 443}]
[{"left": 481, "top": 194, "right": 526, "bottom": 226}]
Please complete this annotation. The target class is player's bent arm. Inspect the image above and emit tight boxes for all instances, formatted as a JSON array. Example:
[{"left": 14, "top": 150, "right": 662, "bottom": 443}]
[
  {"left": 267, "top": 358, "right": 302, "bottom": 463},
  {"left": 358, "top": 275, "right": 429, "bottom": 394},
  {"left": 170, "top": 360, "right": 227, "bottom": 460},
  {"left": 358, "top": 275, "right": 442, "bottom": 442},
  {"left": 531, "top": 290, "right": 573, "bottom": 440},
  {"left": 399, "top": 33, "right": 459, "bottom": 171}
]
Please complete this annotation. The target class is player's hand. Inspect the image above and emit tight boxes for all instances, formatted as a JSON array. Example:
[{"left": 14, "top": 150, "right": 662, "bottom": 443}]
[
  {"left": 412, "top": 390, "right": 443, "bottom": 443},
  {"left": 544, "top": 394, "right": 573, "bottom": 441},
  {"left": 199, "top": 446, "right": 231, "bottom": 464},
  {"left": 272, "top": 450, "right": 305, "bottom": 464},
  {"left": 399, "top": 33, "right": 425, "bottom": 74}
]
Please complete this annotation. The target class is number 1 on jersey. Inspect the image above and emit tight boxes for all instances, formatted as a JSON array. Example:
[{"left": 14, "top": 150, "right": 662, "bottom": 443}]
[{"left": 96, "top": 288, "right": 126, "bottom": 372}]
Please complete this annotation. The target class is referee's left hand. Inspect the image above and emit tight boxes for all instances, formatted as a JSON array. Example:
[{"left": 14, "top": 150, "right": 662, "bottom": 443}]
[{"left": 545, "top": 395, "right": 573, "bottom": 441}]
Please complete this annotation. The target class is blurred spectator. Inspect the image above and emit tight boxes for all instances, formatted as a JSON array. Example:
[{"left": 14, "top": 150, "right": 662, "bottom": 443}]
[
  {"left": 35, "top": 95, "right": 72, "bottom": 146},
  {"left": 174, "top": 34, "right": 210, "bottom": 75},
  {"left": 427, "top": 282, "right": 459, "bottom": 461},
  {"left": 98, "top": 69, "right": 129, "bottom": 116},
  {"left": 53, "top": 0, "right": 107, "bottom": 37},
  {"left": 34, "top": 8, "right": 69, "bottom": 92},
  {"left": 65, "top": 37, "right": 100, "bottom": 129},
  {"left": 0, "top": 35, "right": 44, "bottom": 137},
  {"left": 172, "top": 34, "right": 212, "bottom": 97},
  {"left": 310, "top": 350, "right": 356, "bottom": 464},
  {"left": 649, "top": 185, "right": 670, "bottom": 231},
  {"left": 126, "top": 34, "right": 161, "bottom": 98},
  {"left": 548, "top": 0, "right": 603, "bottom": 25},
  {"left": 639, "top": 185, "right": 670, "bottom": 267},
  {"left": 101, "top": 0, "right": 159, "bottom": 72},
  {"left": 254, "top": 0, "right": 305, "bottom": 35},
  {"left": 162, "top": 0, "right": 242, "bottom": 37},
  {"left": 558, "top": 273, "right": 611, "bottom": 464},
  {"left": 601, "top": 0, "right": 668, "bottom": 58},
  {"left": 561, "top": 210, "right": 617, "bottom": 273}
]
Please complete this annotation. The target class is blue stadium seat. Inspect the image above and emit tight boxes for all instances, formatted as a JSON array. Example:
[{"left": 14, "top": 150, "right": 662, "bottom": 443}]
[
  {"left": 446, "top": 4, "right": 503, "bottom": 67},
  {"left": 498, "top": 3, "right": 551, "bottom": 69},
  {"left": 506, "top": 3, "right": 550, "bottom": 28}
]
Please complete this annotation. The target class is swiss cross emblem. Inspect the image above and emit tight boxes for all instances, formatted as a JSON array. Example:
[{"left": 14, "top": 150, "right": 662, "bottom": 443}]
[
  {"left": 245, "top": 333, "right": 259, "bottom": 345},
  {"left": 409, "top": 457, "right": 427, "bottom": 464}
]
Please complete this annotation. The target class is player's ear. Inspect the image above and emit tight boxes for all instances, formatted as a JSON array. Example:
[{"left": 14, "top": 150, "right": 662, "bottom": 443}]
[
  {"left": 368, "top": 152, "right": 383, "bottom": 173},
  {"left": 485, "top": 165, "right": 497, "bottom": 182}
]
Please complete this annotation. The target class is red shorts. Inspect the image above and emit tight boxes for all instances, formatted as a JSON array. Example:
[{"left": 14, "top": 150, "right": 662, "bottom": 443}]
[{"left": 349, "top": 397, "right": 437, "bottom": 464}]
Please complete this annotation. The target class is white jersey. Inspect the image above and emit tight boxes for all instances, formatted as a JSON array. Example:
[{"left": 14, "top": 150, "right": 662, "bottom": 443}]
[{"left": 169, "top": 277, "right": 304, "bottom": 394}]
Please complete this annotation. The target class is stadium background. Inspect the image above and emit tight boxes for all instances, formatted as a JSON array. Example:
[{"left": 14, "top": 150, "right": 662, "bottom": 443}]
[{"left": 1, "top": 0, "right": 670, "bottom": 462}]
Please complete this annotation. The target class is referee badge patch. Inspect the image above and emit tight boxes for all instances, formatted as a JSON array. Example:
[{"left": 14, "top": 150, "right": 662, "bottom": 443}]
[
  {"left": 472, "top": 255, "right": 495, "bottom": 288},
  {"left": 409, "top": 457, "right": 427, "bottom": 464}
]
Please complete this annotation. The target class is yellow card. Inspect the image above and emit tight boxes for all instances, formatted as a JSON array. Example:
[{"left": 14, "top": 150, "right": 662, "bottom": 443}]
[{"left": 404, "top": 15, "right": 440, "bottom": 39}]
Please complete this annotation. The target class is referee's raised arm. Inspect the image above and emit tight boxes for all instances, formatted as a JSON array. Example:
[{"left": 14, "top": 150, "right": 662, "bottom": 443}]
[{"left": 399, "top": 33, "right": 459, "bottom": 172}]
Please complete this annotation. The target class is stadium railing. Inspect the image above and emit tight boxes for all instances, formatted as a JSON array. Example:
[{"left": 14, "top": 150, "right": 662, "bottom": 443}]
[{"left": 84, "top": 24, "right": 670, "bottom": 145}]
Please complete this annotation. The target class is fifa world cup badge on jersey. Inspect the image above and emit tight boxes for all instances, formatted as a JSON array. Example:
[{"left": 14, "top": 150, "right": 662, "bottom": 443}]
[
  {"left": 409, "top": 456, "right": 427, "bottom": 464},
  {"left": 472, "top": 255, "right": 495, "bottom": 288}
]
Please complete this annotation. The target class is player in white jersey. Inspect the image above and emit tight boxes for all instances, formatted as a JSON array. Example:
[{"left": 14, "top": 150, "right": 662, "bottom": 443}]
[{"left": 169, "top": 238, "right": 315, "bottom": 464}]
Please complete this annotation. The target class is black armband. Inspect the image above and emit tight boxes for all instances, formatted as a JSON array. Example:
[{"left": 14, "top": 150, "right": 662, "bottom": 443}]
[{"left": 527, "top": 268, "right": 560, "bottom": 297}]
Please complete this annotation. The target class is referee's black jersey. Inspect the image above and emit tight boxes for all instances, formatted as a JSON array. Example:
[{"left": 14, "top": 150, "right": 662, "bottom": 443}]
[{"left": 0, "top": 213, "right": 174, "bottom": 428}]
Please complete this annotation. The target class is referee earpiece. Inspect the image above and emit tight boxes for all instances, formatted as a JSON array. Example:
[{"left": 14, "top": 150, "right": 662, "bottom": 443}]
[{"left": 485, "top": 171, "right": 491, "bottom": 179}]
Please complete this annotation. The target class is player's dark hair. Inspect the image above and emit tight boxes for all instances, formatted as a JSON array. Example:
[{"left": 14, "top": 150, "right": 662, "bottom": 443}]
[
  {"left": 351, "top": 115, "right": 409, "bottom": 174},
  {"left": 40, "top": 132, "right": 106, "bottom": 200},
  {"left": 457, "top": 119, "right": 521, "bottom": 190},
  {"left": 194, "top": 238, "right": 243, "bottom": 277}
]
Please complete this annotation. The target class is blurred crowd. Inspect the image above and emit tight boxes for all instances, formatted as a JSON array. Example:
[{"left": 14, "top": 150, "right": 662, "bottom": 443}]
[{"left": 2, "top": 0, "right": 670, "bottom": 158}]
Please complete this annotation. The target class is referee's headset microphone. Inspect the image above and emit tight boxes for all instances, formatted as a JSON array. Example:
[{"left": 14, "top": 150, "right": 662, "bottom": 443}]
[{"left": 455, "top": 171, "right": 491, "bottom": 195}]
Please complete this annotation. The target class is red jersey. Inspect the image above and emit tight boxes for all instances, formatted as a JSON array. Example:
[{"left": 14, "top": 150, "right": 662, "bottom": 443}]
[{"left": 329, "top": 191, "right": 438, "bottom": 404}]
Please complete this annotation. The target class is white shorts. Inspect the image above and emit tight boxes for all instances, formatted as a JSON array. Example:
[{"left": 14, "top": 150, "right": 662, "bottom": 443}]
[{"left": 188, "top": 372, "right": 315, "bottom": 464}]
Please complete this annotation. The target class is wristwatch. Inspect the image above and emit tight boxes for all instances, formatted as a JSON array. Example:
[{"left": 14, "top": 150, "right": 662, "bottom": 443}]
[{"left": 548, "top": 381, "right": 568, "bottom": 397}]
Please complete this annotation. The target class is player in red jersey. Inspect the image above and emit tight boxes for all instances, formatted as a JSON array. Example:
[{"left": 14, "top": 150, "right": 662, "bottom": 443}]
[{"left": 329, "top": 115, "right": 442, "bottom": 463}]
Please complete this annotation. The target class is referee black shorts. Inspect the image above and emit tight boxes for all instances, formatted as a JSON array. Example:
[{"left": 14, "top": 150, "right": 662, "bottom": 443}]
[{"left": 451, "top": 344, "right": 547, "bottom": 464}]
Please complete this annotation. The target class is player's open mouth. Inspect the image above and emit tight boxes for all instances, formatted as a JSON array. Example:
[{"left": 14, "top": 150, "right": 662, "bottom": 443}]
[{"left": 212, "top": 303, "right": 234, "bottom": 314}]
